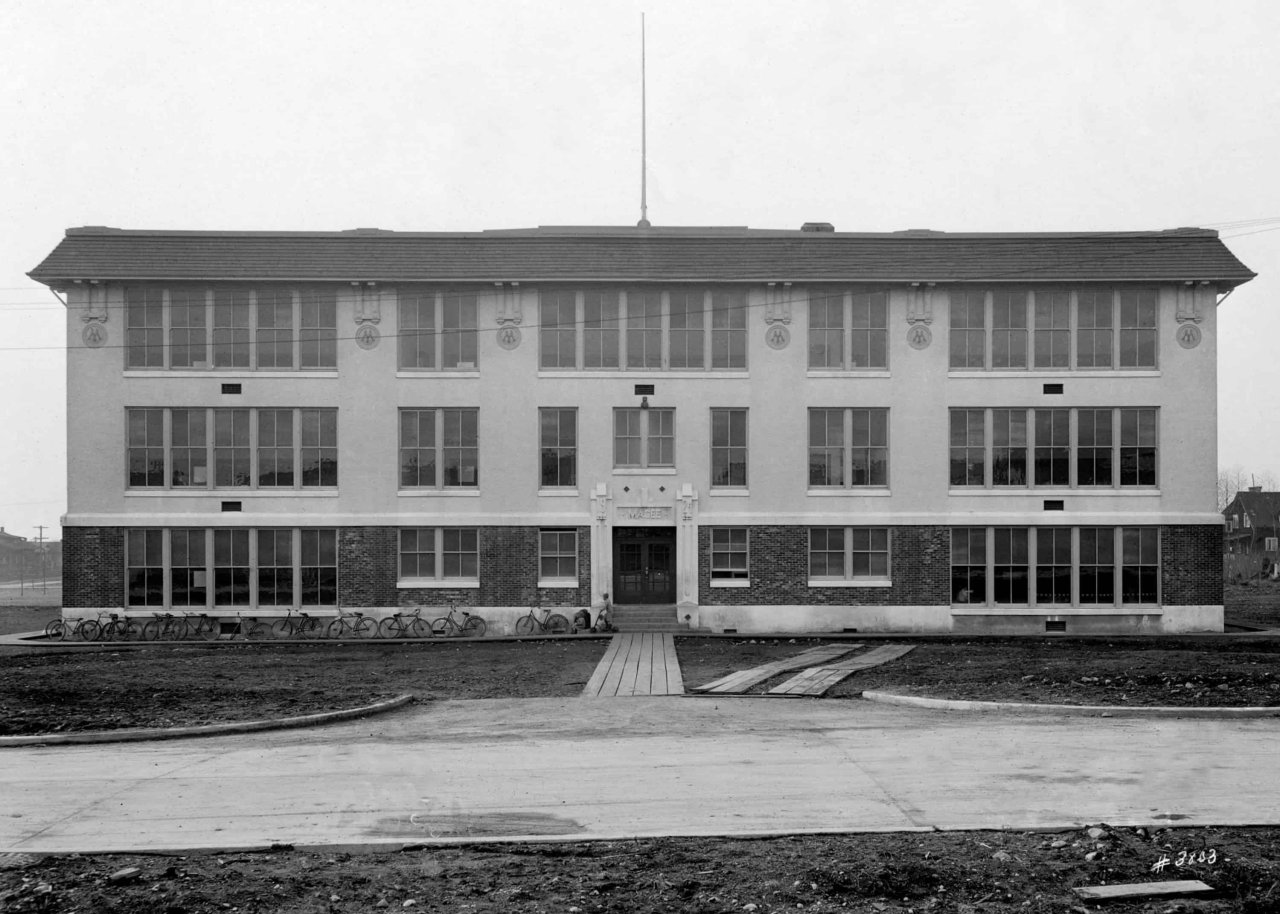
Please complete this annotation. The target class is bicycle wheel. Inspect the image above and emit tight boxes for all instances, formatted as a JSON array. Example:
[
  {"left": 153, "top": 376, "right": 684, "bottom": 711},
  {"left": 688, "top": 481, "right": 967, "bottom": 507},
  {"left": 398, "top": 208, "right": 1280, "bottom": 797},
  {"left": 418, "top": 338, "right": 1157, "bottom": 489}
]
[
  {"left": 325, "top": 619, "right": 346, "bottom": 639},
  {"left": 431, "top": 617, "right": 450, "bottom": 637},
  {"left": 378, "top": 617, "right": 403, "bottom": 639},
  {"left": 271, "top": 619, "right": 295, "bottom": 639},
  {"left": 300, "top": 617, "right": 323, "bottom": 639},
  {"left": 408, "top": 618, "right": 432, "bottom": 639},
  {"left": 514, "top": 615, "right": 535, "bottom": 635},
  {"left": 353, "top": 616, "right": 377, "bottom": 638},
  {"left": 125, "top": 619, "right": 146, "bottom": 641},
  {"left": 545, "top": 613, "right": 571, "bottom": 634},
  {"left": 44, "top": 619, "right": 66, "bottom": 641},
  {"left": 462, "top": 616, "right": 487, "bottom": 638},
  {"left": 77, "top": 620, "right": 100, "bottom": 642},
  {"left": 140, "top": 620, "right": 160, "bottom": 641}
]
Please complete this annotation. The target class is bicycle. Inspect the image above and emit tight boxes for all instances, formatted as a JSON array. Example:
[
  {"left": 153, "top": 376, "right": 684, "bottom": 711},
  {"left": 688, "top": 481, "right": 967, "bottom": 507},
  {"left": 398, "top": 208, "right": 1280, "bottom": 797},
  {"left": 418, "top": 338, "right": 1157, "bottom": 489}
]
[
  {"left": 325, "top": 610, "right": 376, "bottom": 639},
  {"left": 431, "top": 605, "right": 487, "bottom": 638},
  {"left": 514, "top": 605, "right": 570, "bottom": 635},
  {"left": 45, "top": 616, "right": 100, "bottom": 642},
  {"left": 231, "top": 614, "right": 272, "bottom": 640},
  {"left": 183, "top": 613, "right": 222, "bottom": 641},
  {"left": 378, "top": 607, "right": 433, "bottom": 639},
  {"left": 96, "top": 612, "right": 144, "bottom": 642},
  {"left": 271, "top": 609, "right": 326, "bottom": 640},
  {"left": 142, "top": 612, "right": 189, "bottom": 641}
]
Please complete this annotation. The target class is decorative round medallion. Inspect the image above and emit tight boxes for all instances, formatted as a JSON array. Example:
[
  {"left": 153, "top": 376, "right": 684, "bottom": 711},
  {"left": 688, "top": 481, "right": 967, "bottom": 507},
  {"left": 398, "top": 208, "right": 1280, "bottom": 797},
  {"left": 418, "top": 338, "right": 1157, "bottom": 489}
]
[
  {"left": 496, "top": 325, "right": 522, "bottom": 350},
  {"left": 355, "top": 323, "right": 381, "bottom": 350},
  {"left": 82, "top": 323, "right": 108, "bottom": 348},
  {"left": 906, "top": 324, "right": 932, "bottom": 350},
  {"left": 765, "top": 324, "right": 790, "bottom": 350},
  {"left": 1176, "top": 323, "right": 1202, "bottom": 350}
]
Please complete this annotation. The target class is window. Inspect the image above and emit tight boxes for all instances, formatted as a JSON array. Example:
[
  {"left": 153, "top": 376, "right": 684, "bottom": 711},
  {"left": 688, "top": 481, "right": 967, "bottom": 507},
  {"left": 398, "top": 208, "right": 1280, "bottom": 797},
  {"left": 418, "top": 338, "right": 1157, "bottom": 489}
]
[
  {"left": 126, "top": 529, "right": 164, "bottom": 606},
  {"left": 949, "top": 408, "right": 1156, "bottom": 488},
  {"left": 127, "top": 407, "right": 337, "bottom": 490},
  {"left": 710, "top": 408, "right": 748, "bottom": 488},
  {"left": 710, "top": 527, "right": 749, "bottom": 581},
  {"left": 397, "top": 290, "right": 479, "bottom": 369},
  {"left": 949, "top": 287, "right": 1158, "bottom": 372},
  {"left": 126, "top": 528, "right": 337, "bottom": 609},
  {"left": 808, "top": 408, "right": 888, "bottom": 488},
  {"left": 127, "top": 408, "right": 165, "bottom": 487},
  {"left": 539, "top": 408, "right": 577, "bottom": 488},
  {"left": 1119, "top": 290, "right": 1158, "bottom": 368},
  {"left": 539, "top": 529, "right": 578, "bottom": 581},
  {"left": 538, "top": 288, "right": 746, "bottom": 370},
  {"left": 808, "top": 290, "right": 888, "bottom": 369},
  {"left": 398, "top": 528, "right": 479, "bottom": 582},
  {"left": 399, "top": 408, "right": 479, "bottom": 488},
  {"left": 991, "top": 290, "right": 1028, "bottom": 368},
  {"left": 949, "top": 290, "right": 986, "bottom": 369},
  {"left": 125, "top": 288, "right": 164, "bottom": 368},
  {"left": 810, "top": 527, "right": 890, "bottom": 582},
  {"left": 128, "top": 286, "right": 337, "bottom": 371},
  {"left": 952, "top": 526, "right": 1158, "bottom": 607},
  {"left": 1266, "top": 537, "right": 1278, "bottom": 552},
  {"left": 614, "top": 407, "right": 675, "bottom": 469}
]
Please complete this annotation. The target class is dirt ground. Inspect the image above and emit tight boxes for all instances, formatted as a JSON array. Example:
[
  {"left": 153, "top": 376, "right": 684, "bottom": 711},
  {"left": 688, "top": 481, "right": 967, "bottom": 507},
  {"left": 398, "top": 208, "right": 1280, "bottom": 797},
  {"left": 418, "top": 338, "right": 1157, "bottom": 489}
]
[
  {"left": 4, "top": 826, "right": 1279, "bottom": 914},
  {"left": 5, "top": 606, "right": 1280, "bottom": 911}
]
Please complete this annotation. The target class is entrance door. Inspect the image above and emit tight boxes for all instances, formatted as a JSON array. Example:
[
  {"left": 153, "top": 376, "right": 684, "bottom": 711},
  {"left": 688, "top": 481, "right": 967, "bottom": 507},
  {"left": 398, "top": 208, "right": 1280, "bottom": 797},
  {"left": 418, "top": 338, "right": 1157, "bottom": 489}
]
[{"left": 613, "top": 527, "right": 676, "bottom": 604}]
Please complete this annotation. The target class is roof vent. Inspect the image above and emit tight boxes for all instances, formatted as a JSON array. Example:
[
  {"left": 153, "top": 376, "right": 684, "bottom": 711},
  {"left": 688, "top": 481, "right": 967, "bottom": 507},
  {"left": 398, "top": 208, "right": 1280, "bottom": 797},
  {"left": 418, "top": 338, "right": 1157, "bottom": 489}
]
[{"left": 801, "top": 222, "right": 835, "bottom": 233}]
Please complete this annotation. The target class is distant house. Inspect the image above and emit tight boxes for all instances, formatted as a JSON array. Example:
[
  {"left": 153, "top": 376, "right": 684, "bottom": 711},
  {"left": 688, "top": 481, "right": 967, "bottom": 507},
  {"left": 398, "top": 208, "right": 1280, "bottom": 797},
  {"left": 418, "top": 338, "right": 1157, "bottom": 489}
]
[
  {"left": 0, "top": 528, "right": 32, "bottom": 581},
  {"left": 1223, "top": 488, "right": 1280, "bottom": 557}
]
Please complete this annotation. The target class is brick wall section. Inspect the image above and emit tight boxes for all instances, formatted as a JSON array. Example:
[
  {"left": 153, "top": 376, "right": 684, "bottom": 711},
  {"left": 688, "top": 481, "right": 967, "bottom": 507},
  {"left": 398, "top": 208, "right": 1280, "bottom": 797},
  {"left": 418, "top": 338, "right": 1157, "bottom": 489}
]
[
  {"left": 1162, "top": 524, "right": 1224, "bottom": 605},
  {"left": 697, "top": 525, "right": 951, "bottom": 605},
  {"left": 345, "top": 525, "right": 592, "bottom": 609},
  {"left": 338, "top": 527, "right": 399, "bottom": 607},
  {"left": 62, "top": 527, "right": 125, "bottom": 608}
]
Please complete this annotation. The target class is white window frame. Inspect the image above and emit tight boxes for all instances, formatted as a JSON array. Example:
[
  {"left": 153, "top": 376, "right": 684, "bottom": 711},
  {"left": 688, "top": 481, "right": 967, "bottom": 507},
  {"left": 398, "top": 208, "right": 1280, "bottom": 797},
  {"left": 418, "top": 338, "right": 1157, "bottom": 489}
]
[
  {"left": 709, "top": 527, "right": 750, "bottom": 586},
  {"left": 808, "top": 527, "right": 891, "bottom": 587},
  {"left": 397, "top": 527, "right": 480, "bottom": 588}
]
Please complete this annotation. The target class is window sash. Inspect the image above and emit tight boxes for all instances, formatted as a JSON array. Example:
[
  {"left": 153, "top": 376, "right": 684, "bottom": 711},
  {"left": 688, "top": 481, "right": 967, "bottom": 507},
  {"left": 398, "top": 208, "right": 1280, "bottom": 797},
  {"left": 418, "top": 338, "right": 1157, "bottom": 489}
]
[
  {"left": 613, "top": 408, "right": 675, "bottom": 469},
  {"left": 539, "top": 529, "right": 578, "bottom": 580},
  {"left": 398, "top": 528, "right": 479, "bottom": 581},
  {"left": 710, "top": 527, "right": 750, "bottom": 580},
  {"left": 397, "top": 290, "right": 479, "bottom": 370},
  {"left": 808, "top": 408, "right": 888, "bottom": 488},
  {"left": 710, "top": 408, "right": 748, "bottom": 487},
  {"left": 399, "top": 408, "right": 479, "bottom": 489},
  {"left": 539, "top": 408, "right": 578, "bottom": 488},
  {"left": 809, "top": 527, "right": 890, "bottom": 581}
]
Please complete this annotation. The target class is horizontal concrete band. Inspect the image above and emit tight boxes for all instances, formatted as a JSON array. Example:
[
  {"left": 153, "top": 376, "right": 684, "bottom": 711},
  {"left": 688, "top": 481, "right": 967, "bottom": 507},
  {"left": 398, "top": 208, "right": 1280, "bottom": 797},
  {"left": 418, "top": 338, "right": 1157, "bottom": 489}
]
[
  {"left": 0, "top": 694, "right": 415, "bottom": 748},
  {"left": 862, "top": 690, "right": 1280, "bottom": 718}
]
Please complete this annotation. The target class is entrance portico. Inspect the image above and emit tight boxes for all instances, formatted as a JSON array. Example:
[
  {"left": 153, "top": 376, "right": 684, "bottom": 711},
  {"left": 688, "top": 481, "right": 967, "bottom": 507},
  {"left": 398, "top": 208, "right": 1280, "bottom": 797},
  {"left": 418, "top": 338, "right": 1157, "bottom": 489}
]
[{"left": 590, "top": 482, "right": 699, "bottom": 620}]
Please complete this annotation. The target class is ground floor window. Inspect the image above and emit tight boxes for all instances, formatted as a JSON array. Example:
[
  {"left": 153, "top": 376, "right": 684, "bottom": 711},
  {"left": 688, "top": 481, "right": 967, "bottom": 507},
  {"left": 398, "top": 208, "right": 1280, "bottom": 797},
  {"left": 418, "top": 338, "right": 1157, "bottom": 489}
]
[
  {"left": 951, "top": 526, "right": 1159, "bottom": 607},
  {"left": 539, "top": 528, "right": 578, "bottom": 583},
  {"left": 709, "top": 527, "right": 749, "bottom": 581},
  {"left": 125, "top": 528, "right": 336, "bottom": 609},
  {"left": 399, "top": 527, "right": 479, "bottom": 583},
  {"left": 809, "top": 527, "right": 890, "bottom": 584}
]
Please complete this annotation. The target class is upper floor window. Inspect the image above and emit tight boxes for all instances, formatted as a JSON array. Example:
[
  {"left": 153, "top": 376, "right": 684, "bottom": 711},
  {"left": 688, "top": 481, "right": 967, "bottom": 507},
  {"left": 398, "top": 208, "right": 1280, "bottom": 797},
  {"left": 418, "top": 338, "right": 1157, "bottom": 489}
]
[
  {"left": 397, "top": 290, "right": 479, "bottom": 370},
  {"left": 127, "top": 407, "right": 336, "bottom": 490},
  {"left": 950, "top": 288, "right": 1159, "bottom": 371},
  {"left": 399, "top": 408, "right": 479, "bottom": 489},
  {"left": 614, "top": 407, "right": 675, "bottom": 469},
  {"left": 539, "top": 288, "right": 746, "bottom": 371},
  {"left": 126, "top": 286, "right": 337, "bottom": 371},
  {"left": 710, "top": 408, "right": 748, "bottom": 488},
  {"left": 949, "top": 407, "right": 1157, "bottom": 489},
  {"left": 808, "top": 290, "right": 888, "bottom": 370},
  {"left": 808, "top": 408, "right": 888, "bottom": 488},
  {"left": 539, "top": 408, "right": 577, "bottom": 488}
]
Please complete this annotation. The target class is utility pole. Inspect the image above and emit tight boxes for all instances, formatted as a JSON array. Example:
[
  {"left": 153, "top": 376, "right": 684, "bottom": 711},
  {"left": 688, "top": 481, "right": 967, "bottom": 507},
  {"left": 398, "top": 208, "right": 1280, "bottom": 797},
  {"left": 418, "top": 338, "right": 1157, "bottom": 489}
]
[{"left": 34, "top": 526, "right": 47, "bottom": 593}]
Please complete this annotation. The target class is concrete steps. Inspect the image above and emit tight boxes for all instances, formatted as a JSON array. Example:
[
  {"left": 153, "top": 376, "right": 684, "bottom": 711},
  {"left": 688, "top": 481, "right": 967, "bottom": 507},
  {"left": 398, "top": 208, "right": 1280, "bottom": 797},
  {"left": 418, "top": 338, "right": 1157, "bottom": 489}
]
[{"left": 608, "top": 604, "right": 693, "bottom": 632}]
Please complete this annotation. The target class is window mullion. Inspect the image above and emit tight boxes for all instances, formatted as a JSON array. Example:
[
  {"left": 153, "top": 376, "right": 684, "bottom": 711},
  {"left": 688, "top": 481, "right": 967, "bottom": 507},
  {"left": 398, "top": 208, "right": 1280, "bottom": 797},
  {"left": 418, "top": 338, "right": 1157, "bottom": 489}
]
[
  {"left": 618, "top": 291, "right": 628, "bottom": 369},
  {"left": 204, "top": 527, "right": 214, "bottom": 611},
  {"left": 292, "top": 528, "right": 302, "bottom": 610},
  {"left": 1028, "top": 528, "right": 1038, "bottom": 610},
  {"left": 248, "top": 291, "right": 258, "bottom": 370},
  {"left": 844, "top": 526, "right": 854, "bottom": 580},
  {"left": 986, "top": 527, "right": 996, "bottom": 608},
  {"left": 843, "top": 294, "right": 853, "bottom": 370},
  {"left": 161, "top": 528, "right": 173, "bottom": 611},
  {"left": 702, "top": 290, "right": 712, "bottom": 368},
  {"left": 435, "top": 409, "right": 445, "bottom": 491},
  {"left": 163, "top": 408, "right": 173, "bottom": 491},
  {"left": 984, "top": 408, "right": 994, "bottom": 489},
  {"left": 291, "top": 289, "right": 301, "bottom": 370},
  {"left": 576, "top": 292, "right": 585, "bottom": 370},
  {"left": 161, "top": 288, "right": 172, "bottom": 370},
  {"left": 1068, "top": 408, "right": 1077, "bottom": 489},
  {"left": 434, "top": 528, "right": 444, "bottom": 581},
  {"left": 292, "top": 409, "right": 301, "bottom": 491},
  {"left": 1112, "top": 527, "right": 1122, "bottom": 608},
  {"left": 660, "top": 290, "right": 670, "bottom": 369}
]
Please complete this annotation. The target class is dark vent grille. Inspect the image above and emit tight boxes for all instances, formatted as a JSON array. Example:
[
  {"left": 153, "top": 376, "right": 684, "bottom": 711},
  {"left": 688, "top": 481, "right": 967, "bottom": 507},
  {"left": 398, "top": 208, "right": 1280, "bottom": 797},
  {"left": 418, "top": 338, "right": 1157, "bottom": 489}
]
[
  {"left": 1043, "top": 383, "right": 1064, "bottom": 395},
  {"left": 634, "top": 384, "right": 655, "bottom": 396},
  {"left": 1045, "top": 620, "right": 1067, "bottom": 632},
  {"left": 221, "top": 383, "right": 242, "bottom": 395},
  {"left": 1044, "top": 500, "right": 1065, "bottom": 511},
  {"left": 221, "top": 501, "right": 242, "bottom": 512}
]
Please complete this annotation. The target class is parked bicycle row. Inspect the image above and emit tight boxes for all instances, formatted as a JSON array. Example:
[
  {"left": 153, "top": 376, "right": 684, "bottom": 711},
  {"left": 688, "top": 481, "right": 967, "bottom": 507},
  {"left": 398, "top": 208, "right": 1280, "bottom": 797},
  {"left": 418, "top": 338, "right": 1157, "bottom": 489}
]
[{"left": 43, "top": 606, "right": 491, "bottom": 641}]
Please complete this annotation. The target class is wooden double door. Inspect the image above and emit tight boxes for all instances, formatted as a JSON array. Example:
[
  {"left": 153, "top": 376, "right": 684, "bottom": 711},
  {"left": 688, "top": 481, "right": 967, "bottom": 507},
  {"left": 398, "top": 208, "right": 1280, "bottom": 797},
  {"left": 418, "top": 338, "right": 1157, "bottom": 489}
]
[{"left": 612, "top": 527, "right": 676, "bottom": 604}]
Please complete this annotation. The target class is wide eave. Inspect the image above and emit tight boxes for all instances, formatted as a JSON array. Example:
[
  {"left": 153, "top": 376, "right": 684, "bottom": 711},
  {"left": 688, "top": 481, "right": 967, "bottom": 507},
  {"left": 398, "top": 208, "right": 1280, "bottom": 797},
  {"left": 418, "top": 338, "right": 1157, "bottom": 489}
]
[{"left": 28, "top": 225, "right": 1257, "bottom": 288}]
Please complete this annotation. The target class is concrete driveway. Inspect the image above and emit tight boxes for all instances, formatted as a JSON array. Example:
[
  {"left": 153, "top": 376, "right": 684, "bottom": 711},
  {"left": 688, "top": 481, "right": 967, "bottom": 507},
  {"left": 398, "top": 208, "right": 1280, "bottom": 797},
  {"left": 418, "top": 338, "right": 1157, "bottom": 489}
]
[{"left": 3, "top": 697, "right": 1278, "bottom": 854}]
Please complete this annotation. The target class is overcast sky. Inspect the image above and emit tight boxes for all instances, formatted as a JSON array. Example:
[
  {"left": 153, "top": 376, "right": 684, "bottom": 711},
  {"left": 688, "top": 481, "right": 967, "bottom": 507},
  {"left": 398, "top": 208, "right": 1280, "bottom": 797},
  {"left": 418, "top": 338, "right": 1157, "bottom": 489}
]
[{"left": 2, "top": 0, "right": 1278, "bottom": 540}]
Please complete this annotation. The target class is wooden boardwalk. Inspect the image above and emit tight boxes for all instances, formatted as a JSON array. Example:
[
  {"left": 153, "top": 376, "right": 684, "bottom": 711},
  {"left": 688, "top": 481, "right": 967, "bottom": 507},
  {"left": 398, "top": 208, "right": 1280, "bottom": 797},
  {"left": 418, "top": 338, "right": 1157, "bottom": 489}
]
[
  {"left": 766, "top": 644, "right": 916, "bottom": 697},
  {"left": 582, "top": 633, "right": 685, "bottom": 697},
  {"left": 691, "top": 644, "right": 862, "bottom": 694}
]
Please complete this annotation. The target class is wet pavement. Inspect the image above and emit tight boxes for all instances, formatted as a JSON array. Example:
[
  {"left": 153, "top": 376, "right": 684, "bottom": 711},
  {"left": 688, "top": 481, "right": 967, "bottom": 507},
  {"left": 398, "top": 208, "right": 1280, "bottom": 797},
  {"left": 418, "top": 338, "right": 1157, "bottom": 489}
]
[{"left": 3, "top": 696, "right": 1279, "bottom": 854}]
